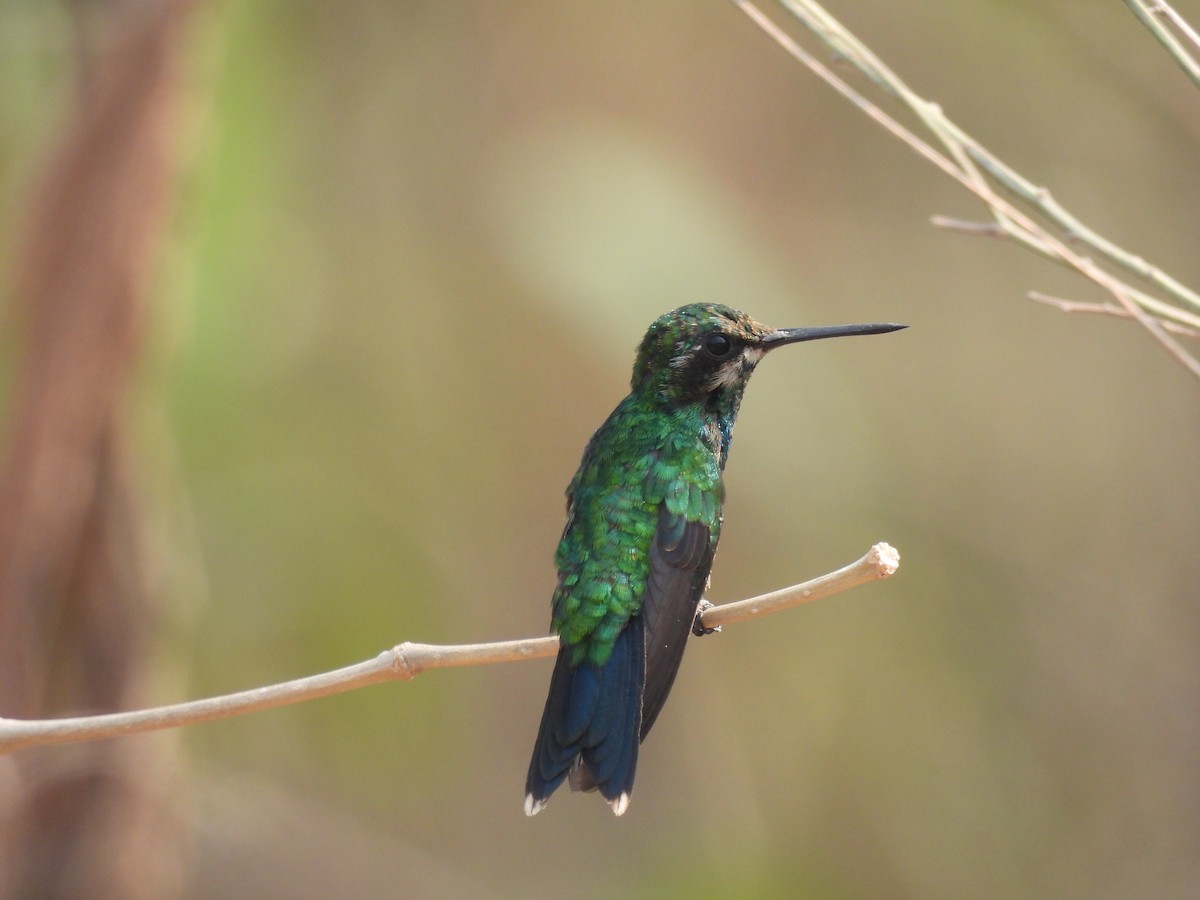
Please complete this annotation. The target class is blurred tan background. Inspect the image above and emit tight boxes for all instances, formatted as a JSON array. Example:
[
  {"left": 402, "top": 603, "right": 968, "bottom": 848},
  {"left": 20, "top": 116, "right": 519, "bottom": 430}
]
[{"left": 1, "top": 1, "right": 1198, "bottom": 897}]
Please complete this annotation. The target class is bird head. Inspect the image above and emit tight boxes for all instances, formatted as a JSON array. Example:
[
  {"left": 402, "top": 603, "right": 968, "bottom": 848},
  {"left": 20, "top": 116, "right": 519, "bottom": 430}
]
[{"left": 631, "top": 303, "right": 905, "bottom": 408}]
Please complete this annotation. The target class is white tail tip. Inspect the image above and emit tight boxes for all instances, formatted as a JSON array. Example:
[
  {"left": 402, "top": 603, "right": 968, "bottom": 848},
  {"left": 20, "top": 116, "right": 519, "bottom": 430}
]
[
  {"left": 524, "top": 794, "right": 546, "bottom": 817},
  {"left": 610, "top": 793, "right": 630, "bottom": 816}
]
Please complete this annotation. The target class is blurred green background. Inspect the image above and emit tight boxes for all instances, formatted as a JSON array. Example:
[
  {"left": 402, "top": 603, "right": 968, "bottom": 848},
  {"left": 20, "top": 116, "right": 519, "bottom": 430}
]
[{"left": 3, "top": 1, "right": 1199, "bottom": 897}]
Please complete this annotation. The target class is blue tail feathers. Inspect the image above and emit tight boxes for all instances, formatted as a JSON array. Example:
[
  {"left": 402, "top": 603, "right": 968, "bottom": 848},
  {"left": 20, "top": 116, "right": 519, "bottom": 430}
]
[{"left": 525, "top": 616, "right": 645, "bottom": 816}]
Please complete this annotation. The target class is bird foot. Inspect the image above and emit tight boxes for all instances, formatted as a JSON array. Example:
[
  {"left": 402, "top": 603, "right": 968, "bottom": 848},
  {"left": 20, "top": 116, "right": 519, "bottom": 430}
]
[{"left": 692, "top": 599, "right": 721, "bottom": 637}]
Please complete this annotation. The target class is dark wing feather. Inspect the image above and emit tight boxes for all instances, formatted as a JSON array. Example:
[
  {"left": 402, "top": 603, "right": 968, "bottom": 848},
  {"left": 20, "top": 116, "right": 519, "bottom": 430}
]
[{"left": 638, "top": 505, "right": 715, "bottom": 740}]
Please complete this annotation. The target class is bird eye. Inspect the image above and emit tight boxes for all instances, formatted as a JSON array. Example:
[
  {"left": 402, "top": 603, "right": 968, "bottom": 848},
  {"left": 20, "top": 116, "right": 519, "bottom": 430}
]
[{"left": 704, "top": 333, "right": 733, "bottom": 358}]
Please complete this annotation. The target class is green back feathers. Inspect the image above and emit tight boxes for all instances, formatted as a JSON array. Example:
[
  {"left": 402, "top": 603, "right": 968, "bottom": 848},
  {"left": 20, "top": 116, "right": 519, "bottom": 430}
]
[{"left": 551, "top": 398, "right": 722, "bottom": 667}]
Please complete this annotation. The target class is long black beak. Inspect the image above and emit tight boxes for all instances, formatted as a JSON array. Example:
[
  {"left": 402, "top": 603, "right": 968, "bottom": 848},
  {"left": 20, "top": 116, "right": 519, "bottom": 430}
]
[{"left": 760, "top": 322, "right": 907, "bottom": 349}]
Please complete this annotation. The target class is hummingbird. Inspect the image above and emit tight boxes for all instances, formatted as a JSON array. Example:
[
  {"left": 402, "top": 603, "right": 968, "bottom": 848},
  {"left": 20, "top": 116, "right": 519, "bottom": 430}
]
[{"left": 524, "top": 303, "right": 904, "bottom": 816}]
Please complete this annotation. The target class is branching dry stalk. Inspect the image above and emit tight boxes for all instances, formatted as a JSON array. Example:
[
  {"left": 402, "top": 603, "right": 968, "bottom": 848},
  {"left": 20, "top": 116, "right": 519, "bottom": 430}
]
[
  {"left": 1029, "top": 291, "right": 1200, "bottom": 337},
  {"left": 731, "top": 0, "right": 1200, "bottom": 378},
  {"left": 0, "top": 542, "right": 900, "bottom": 756},
  {"left": 1123, "top": 0, "right": 1200, "bottom": 90}
]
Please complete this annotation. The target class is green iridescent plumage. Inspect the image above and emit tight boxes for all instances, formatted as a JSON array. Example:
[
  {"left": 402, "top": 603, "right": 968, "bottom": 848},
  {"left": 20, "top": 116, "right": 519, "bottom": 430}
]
[
  {"left": 552, "top": 401, "right": 724, "bottom": 667},
  {"left": 525, "top": 303, "right": 904, "bottom": 816}
]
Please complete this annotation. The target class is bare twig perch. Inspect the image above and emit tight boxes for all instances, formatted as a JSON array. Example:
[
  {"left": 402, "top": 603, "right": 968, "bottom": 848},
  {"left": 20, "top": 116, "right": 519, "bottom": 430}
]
[
  {"left": 698, "top": 541, "right": 897, "bottom": 628},
  {"left": 0, "top": 543, "right": 899, "bottom": 756}
]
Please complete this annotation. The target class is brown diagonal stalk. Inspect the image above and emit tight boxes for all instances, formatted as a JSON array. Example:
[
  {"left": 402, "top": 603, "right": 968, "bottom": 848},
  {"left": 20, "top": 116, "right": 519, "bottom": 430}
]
[{"left": 0, "top": 2, "right": 196, "bottom": 897}]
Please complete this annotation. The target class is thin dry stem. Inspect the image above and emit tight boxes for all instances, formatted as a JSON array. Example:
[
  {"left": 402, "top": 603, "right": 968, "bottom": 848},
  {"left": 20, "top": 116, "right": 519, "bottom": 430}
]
[
  {"left": 731, "top": 0, "right": 1200, "bottom": 377},
  {"left": 1030, "top": 292, "right": 1200, "bottom": 337},
  {"left": 700, "top": 541, "right": 898, "bottom": 628},
  {"left": 1124, "top": 0, "right": 1200, "bottom": 90},
  {"left": 0, "top": 543, "right": 900, "bottom": 756}
]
